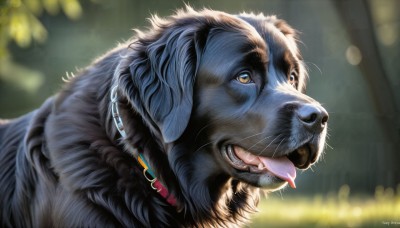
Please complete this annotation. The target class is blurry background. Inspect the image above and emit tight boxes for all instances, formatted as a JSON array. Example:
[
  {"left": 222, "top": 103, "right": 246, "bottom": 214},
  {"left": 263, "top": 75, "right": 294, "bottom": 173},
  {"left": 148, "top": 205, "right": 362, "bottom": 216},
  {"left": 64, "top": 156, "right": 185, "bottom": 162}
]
[{"left": 1, "top": 0, "right": 399, "bottom": 227}]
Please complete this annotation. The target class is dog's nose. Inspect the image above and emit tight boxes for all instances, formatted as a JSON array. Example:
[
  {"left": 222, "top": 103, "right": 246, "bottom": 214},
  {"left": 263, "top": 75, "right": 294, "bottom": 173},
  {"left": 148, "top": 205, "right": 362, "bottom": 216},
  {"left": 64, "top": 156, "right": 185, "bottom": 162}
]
[{"left": 297, "top": 104, "right": 328, "bottom": 133}]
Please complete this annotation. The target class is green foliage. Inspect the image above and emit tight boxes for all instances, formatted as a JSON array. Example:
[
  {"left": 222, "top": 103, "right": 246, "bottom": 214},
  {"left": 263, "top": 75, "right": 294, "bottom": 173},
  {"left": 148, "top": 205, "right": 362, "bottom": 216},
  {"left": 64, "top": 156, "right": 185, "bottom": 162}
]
[
  {"left": 252, "top": 185, "right": 400, "bottom": 227},
  {"left": 1, "top": 0, "right": 82, "bottom": 52},
  {"left": 0, "top": 0, "right": 84, "bottom": 92}
]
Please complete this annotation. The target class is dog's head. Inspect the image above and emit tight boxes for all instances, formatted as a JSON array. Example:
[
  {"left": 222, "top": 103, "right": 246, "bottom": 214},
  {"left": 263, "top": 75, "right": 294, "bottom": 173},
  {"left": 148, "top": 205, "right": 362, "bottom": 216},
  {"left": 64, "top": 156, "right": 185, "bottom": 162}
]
[
  {"left": 118, "top": 8, "right": 328, "bottom": 194},
  {"left": 192, "top": 13, "right": 329, "bottom": 191}
]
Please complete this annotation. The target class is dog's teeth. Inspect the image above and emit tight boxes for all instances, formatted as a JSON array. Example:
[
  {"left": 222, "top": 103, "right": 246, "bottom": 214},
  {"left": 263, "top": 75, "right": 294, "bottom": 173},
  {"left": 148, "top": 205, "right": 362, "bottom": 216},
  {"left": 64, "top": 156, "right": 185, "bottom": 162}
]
[{"left": 258, "top": 163, "right": 264, "bottom": 170}]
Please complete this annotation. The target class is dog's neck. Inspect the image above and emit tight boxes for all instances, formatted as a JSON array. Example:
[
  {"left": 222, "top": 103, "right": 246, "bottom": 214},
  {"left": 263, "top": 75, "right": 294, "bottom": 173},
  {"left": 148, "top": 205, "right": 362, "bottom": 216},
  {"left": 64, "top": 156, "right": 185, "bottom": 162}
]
[{"left": 109, "top": 85, "right": 177, "bottom": 207}]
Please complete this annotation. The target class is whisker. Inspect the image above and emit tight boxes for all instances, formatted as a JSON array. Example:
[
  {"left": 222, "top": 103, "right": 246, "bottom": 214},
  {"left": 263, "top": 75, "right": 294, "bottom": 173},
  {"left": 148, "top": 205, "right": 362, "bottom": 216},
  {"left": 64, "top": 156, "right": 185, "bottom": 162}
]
[
  {"left": 194, "top": 119, "right": 222, "bottom": 142},
  {"left": 278, "top": 189, "right": 284, "bottom": 200},
  {"left": 196, "top": 125, "right": 274, "bottom": 153},
  {"left": 195, "top": 119, "right": 266, "bottom": 143},
  {"left": 305, "top": 61, "right": 322, "bottom": 75},
  {"left": 272, "top": 137, "right": 286, "bottom": 158},
  {"left": 258, "top": 134, "right": 282, "bottom": 156},
  {"left": 193, "top": 139, "right": 219, "bottom": 153},
  {"left": 325, "top": 142, "right": 333, "bottom": 150},
  {"left": 237, "top": 132, "right": 269, "bottom": 143},
  {"left": 246, "top": 135, "right": 272, "bottom": 151}
]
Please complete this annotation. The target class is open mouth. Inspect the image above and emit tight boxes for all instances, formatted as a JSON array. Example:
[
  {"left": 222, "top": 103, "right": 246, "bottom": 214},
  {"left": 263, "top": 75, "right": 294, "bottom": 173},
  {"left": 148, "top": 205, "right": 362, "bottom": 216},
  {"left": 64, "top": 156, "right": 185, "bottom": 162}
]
[{"left": 221, "top": 144, "right": 315, "bottom": 189}]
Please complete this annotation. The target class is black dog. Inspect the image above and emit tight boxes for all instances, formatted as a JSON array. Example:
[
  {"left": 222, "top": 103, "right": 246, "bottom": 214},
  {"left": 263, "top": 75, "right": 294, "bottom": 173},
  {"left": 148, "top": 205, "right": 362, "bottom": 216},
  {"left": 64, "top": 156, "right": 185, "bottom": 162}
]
[{"left": 0, "top": 7, "right": 328, "bottom": 227}]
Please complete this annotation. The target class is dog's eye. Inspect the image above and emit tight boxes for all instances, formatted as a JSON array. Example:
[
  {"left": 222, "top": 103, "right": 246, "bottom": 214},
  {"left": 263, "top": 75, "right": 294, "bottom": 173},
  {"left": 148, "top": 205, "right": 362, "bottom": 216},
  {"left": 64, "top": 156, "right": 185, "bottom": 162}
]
[
  {"left": 289, "top": 71, "right": 298, "bottom": 87},
  {"left": 236, "top": 72, "right": 253, "bottom": 84}
]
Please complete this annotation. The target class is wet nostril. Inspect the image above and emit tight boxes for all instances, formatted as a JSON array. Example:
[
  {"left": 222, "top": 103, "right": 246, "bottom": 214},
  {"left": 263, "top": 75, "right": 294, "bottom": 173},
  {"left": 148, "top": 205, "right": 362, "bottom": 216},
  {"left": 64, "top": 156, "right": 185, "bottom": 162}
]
[
  {"left": 321, "top": 115, "right": 329, "bottom": 125},
  {"left": 302, "top": 113, "right": 318, "bottom": 123},
  {"left": 297, "top": 104, "right": 328, "bottom": 132},
  {"left": 298, "top": 108, "right": 318, "bottom": 124},
  {"left": 320, "top": 108, "right": 329, "bottom": 128}
]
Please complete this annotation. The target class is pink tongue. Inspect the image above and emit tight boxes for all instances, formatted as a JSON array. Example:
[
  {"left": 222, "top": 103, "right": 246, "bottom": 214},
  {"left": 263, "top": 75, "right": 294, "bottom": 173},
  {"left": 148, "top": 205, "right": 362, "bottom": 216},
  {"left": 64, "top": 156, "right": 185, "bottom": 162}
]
[
  {"left": 234, "top": 146, "right": 297, "bottom": 188},
  {"left": 259, "top": 156, "right": 297, "bottom": 188}
]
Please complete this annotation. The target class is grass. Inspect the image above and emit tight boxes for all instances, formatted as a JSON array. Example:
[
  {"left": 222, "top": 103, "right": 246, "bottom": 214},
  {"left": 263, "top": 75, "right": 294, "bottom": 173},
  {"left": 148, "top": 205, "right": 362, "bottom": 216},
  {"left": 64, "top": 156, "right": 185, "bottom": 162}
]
[{"left": 251, "top": 185, "right": 400, "bottom": 227}]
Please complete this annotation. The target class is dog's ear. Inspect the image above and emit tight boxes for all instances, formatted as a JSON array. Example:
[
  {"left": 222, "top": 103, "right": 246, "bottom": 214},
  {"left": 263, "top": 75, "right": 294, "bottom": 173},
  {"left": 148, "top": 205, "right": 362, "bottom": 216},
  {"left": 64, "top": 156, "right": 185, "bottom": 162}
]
[{"left": 124, "top": 18, "right": 207, "bottom": 143}]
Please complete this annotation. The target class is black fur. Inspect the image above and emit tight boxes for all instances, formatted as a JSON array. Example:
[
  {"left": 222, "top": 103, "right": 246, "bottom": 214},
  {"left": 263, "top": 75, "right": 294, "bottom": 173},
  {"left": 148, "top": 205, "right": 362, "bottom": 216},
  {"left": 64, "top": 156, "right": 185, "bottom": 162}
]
[{"left": 0, "top": 7, "right": 327, "bottom": 227}]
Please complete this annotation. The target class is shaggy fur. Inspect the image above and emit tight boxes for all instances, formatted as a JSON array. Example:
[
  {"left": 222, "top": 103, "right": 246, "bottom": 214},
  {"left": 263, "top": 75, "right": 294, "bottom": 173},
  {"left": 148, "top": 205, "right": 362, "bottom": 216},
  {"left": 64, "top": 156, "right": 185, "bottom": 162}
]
[{"left": 0, "top": 8, "right": 328, "bottom": 227}]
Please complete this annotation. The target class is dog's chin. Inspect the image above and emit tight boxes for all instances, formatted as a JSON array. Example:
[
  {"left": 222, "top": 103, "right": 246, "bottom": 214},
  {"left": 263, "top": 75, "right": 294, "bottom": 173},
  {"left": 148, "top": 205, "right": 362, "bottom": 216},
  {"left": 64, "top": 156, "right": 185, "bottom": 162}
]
[{"left": 220, "top": 144, "right": 318, "bottom": 191}]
